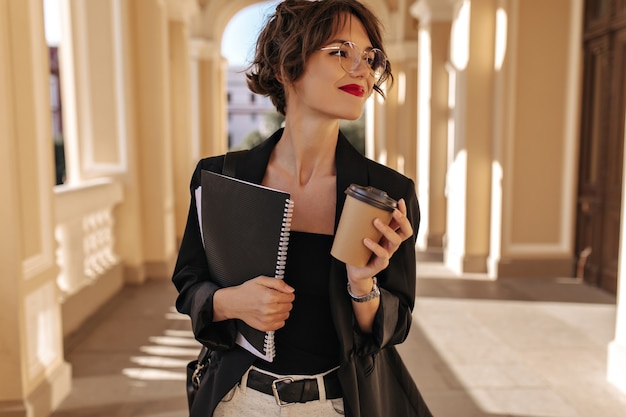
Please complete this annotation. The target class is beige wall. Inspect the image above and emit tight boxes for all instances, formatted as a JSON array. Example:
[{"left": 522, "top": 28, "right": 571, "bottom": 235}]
[
  {"left": 493, "top": 0, "right": 580, "bottom": 276},
  {"left": 0, "top": 0, "right": 71, "bottom": 415}
]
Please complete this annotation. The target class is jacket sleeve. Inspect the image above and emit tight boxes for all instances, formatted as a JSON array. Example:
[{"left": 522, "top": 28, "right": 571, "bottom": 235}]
[
  {"left": 352, "top": 175, "right": 420, "bottom": 355},
  {"left": 171, "top": 158, "right": 238, "bottom": 350}
]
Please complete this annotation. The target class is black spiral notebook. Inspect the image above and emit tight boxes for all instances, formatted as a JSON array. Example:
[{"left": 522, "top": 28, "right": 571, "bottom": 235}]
[{"left": 195, "top": 170, "right": 294, "bottom": 361}]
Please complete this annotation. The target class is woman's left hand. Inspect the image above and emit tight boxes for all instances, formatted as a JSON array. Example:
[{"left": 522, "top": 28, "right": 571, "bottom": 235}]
[{"left": 346, "top": 198, "right": 413, "bottom": 285}]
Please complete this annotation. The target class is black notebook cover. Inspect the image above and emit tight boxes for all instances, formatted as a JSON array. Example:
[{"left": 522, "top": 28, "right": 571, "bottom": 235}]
[{"left": 197, "top": 170, "right": 294, "bottom": 361}]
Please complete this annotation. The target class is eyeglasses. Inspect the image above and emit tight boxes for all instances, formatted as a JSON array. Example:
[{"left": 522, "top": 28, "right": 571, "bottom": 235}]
[{"left": 319, "top": 41, "right": 387, "bottom": 81}]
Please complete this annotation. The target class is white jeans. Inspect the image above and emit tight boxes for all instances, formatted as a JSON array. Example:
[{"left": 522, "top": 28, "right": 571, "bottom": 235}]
[{"left": 213, "top": 368, "right": 344, "bottom": 417}]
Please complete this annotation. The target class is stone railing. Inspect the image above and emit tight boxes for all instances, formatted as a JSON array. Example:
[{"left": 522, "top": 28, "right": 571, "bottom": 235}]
[{"left": 54, "top": 179, "right": 124, "bottom": 301}]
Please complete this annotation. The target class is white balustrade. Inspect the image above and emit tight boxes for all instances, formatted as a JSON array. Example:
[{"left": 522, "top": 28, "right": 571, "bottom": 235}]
[{"left": 54, "top": 179, "right": 123, "bottom": 301}]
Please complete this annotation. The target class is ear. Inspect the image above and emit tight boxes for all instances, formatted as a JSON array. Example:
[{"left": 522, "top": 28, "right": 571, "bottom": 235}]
[{"left": 275, "top": 67, "right": 285, "bottom": 84}]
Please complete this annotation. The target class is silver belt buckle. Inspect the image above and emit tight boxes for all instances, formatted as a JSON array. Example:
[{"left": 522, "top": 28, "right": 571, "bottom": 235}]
[{"left": 271, "top": 376, "right": 295, "bottom": 407}]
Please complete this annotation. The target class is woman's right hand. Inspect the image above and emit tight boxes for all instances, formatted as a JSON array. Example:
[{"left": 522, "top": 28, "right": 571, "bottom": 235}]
[{"left": 212, "top": 276, "right": 295, "bottom": 332}]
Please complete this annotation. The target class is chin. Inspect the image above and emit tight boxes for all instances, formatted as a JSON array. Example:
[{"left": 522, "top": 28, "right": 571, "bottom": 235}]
[{"left": 338, "top": 108, "right": 364, "bottom": 121}]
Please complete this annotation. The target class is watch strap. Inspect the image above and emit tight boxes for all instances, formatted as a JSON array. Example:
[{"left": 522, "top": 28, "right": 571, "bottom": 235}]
[{"left": 347, "top": 277, "right": 380, "bottom": 302}]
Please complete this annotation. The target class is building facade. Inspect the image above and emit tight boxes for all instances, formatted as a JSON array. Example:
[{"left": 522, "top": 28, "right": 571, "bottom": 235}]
[{"left": 226, "top": 65, "right": 275, "bottom": 149}]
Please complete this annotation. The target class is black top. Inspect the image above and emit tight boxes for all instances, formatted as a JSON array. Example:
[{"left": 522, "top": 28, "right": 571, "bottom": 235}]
[{"left": 255, "top": 231, "right": 340, "bottom": 374}]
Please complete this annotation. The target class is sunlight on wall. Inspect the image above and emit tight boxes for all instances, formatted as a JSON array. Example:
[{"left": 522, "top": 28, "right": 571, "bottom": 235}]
[
  {"left": 447, "top": 63, "right": 456, "bottom": 109},
  {"left": 494, "top": 8, "right": 508, "bottom": 71},
  {"left": 44, "top": 0, "right": 62, "bottom": 46},
  {"left": 489, "top": 161, "right": 503, "bottom": 277},
  {"left": 378, "top": 150, "right": 387, "bottom": 166},
  {"left": 446, "top": 150, "right": 467, "bottom": 259},
  {"left": 377, "top": 83, "right": 387, "bottom": 105},
  {"left": 365, "top": 98, "right": 375, "bottom": 158},
  {"left": 397, "top": 155, "right": 405, "bottom": 174},
  {"left": 446, "top": 68, "right": 457, "bottom": 169},
  {"left": 397, "top": 71, "right": 407, "bottom": 105},
  {"left": 490, "top": 7, "right": 507, "bottom": 274},
  {"left": 450, "top": 0, "right": 470, "bottom": 71}
]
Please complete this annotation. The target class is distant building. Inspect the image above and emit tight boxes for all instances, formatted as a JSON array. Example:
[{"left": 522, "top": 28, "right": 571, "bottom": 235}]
[
  {"left": 49, "top": 46, "right": 66, "bottom": 185},
  {"left": 226, "top": 65, "right": 275, "bottom": 149}
]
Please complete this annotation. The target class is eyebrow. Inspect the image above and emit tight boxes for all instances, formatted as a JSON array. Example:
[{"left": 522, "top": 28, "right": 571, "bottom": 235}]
[
  {"left": 322, "top": 38, "right": 347, "bottom": 47},
  {"left": 324, "top": 39, "right": 375, "bottom": 49}
]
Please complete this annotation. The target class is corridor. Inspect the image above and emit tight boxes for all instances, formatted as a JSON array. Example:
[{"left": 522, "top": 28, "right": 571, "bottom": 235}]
[{"left": 50, "top": 261, "right": 626, "bottom": 417}]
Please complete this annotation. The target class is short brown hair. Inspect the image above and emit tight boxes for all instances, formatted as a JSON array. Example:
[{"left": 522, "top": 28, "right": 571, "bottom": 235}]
[{"left": 246, "top": 0, "right": 393, "bottom": 115}]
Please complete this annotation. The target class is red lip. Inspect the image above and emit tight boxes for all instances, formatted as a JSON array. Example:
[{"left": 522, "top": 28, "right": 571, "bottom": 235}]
[{"left": 339, "top": 84, "right": 365, "bottom": 97}]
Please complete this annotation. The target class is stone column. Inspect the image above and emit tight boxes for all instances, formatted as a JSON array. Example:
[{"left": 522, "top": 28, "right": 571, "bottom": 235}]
[
  {"left": 189, "top": 40, "right": 228, "bottom": 159},
  {"left": 444, "top": 0, "right": 496, "bottom": 273},
  {"left": 411, "top": 0, "right": 454, "bottom": 251},
  {"left": 165, "top": 0, "right": 198, "bottom": 242},
  {"left": 189, "top": 0, "right": 231, "bottom": 158},
  {"left": 385, "top": 42, "right": 419, "bottom": 181},
  {"left": 0, "top": 0, "right": 71, "bottom": 415},
  {"left": 131, "top": 0, "right": 178, "bottom": 280}
]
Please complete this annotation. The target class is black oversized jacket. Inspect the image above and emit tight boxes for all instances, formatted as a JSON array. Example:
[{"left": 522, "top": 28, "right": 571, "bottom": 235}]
[{"left": 172, "top": 129, "right": 432, "bottom": 417}]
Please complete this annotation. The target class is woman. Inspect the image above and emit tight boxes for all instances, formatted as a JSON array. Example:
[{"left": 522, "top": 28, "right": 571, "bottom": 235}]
[{"left": 173, "top": 1, "right": 433, "bottom": 416}]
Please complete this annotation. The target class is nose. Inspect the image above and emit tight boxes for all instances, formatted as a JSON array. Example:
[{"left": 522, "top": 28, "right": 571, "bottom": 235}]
[{"left": 349, "top": 55, "right": 370, "bottom": 78}]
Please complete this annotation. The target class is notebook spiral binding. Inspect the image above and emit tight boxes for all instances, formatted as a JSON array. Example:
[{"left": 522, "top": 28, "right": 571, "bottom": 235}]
[{"left": 264, "top": 198, "right": 295, "bottom": 359}]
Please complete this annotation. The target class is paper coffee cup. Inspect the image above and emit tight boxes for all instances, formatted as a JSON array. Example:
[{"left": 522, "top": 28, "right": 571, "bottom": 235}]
[{"left": 331, "top": 184, "right": 398, "bottom": 267}]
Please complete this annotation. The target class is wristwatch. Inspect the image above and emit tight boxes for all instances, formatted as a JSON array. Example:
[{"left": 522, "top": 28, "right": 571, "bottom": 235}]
[{"left": 347, "top": 277, "right": 380, "bottom": 302}]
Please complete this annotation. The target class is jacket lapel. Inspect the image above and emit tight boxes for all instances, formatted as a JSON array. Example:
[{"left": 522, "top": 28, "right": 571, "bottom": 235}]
[{"left": 333, "top": 131, "right": 369, "bottom": 232}]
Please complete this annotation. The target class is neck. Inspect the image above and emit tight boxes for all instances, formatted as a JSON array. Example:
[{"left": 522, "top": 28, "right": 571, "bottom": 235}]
[{"left": 274, "top": 118, "right": 339, "bottom": 186}]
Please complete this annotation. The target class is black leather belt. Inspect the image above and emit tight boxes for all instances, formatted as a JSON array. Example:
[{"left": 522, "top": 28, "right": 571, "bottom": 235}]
[{"left": 246, "top": 369, "right": 342, "bottom": 406}]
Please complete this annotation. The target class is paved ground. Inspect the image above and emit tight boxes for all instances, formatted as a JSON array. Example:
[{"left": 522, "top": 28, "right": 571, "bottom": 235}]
[{"left": 51, "top": 261, "right": 626, "bottom": 417}]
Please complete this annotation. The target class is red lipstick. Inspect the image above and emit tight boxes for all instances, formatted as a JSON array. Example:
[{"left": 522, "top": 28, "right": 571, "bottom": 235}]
[{"left": 339, "top": 84, "right": 365, "bottom": 97}]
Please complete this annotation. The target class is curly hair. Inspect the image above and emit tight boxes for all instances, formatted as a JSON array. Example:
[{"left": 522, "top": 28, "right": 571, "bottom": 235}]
[{"left": 246, "top": 0, "right": 393, "bottom": 115}]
